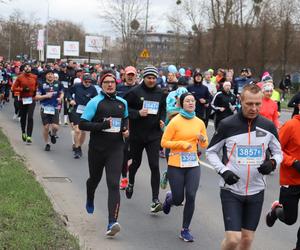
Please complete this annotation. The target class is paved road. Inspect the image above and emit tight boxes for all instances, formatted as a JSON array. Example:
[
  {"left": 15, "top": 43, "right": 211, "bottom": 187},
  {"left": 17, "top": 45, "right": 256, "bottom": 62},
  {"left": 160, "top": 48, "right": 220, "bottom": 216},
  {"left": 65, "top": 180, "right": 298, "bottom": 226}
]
[{"left": 0, "top": 102, "right": 297, "bottom": 250}]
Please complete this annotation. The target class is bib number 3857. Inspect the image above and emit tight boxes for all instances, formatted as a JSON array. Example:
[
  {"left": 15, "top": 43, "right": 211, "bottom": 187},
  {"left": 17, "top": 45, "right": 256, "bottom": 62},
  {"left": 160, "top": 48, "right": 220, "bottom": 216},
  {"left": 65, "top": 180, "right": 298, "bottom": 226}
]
[{"left": 236, "top": 145, "right": 263, "bottom": 165}]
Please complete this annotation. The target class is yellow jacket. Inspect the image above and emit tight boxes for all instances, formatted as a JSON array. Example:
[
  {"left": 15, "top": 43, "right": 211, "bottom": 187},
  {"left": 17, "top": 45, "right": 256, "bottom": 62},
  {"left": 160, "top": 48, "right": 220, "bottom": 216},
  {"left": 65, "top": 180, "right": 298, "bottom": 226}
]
[{"left": 161, "top": 114, "right": 208, "bottom": 167}]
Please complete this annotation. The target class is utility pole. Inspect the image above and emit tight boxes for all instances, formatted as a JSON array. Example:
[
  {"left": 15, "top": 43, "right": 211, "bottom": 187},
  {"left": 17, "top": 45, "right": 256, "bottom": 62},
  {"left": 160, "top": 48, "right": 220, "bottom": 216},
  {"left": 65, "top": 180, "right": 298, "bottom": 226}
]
[
  {"left": 144, "top": 0, "right": 150, "bottom": 50},
  {"left": 45, "top": 0, "right": 50, "bottom": 62},
  {"left": 8, "top": 24, "right": 11, "bottom": 61}
]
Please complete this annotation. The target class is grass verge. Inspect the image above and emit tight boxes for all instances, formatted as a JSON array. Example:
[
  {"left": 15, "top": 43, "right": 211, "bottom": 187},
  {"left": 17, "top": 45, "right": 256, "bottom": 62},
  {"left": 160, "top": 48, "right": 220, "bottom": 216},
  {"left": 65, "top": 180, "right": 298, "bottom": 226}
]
[{"left": 0, "top": 128, "right": 80, "bottom": 249}]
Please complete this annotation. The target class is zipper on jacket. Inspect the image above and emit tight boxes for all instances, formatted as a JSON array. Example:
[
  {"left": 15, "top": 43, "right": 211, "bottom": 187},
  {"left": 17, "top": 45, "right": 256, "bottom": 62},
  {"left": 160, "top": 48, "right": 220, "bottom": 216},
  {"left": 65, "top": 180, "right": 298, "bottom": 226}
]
[{"left": 226, "top": 143, "right": 236, "bottom": 166}]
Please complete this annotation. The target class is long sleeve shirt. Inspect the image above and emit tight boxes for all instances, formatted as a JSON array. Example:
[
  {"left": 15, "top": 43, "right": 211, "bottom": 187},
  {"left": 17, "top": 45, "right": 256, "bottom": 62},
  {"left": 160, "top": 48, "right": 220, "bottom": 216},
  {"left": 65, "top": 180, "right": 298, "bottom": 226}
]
[{"left": 161, "top": 114, "right": 208, "bottom": 167}]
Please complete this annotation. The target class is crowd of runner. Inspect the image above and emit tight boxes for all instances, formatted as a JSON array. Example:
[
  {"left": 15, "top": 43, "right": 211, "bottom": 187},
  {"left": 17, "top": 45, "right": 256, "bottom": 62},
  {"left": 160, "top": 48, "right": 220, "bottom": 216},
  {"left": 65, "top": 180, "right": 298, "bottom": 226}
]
[{"left": 0, "top": 59, "right": 300, "bottom": 250}]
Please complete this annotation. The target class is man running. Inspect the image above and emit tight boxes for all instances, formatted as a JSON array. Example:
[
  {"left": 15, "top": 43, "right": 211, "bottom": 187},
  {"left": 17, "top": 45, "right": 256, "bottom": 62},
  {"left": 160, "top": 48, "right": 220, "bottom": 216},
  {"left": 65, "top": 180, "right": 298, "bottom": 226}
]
[
  {"left": 124, "top": 66, "right": 166, "bottom": 213},
  {"left": 211, "top": 81, "right": 236, "bottom": 129},
  {"left": 11, "top": 63, "right": 38, "bottom": 144},
  {"left": 206, "top": 84, "right": 282, "bottom": 250},
  {"left": 35, "top": 69, "right": 64, "bottom": 151},
  {"left": 68, "top": 73, "right": 97, "bottom": 158},
  {"left": 116, "top": 66, "right": 138, "bottom": 190},
  {"left": 79, "top": 69, "right": 129, "bottom": 237}
]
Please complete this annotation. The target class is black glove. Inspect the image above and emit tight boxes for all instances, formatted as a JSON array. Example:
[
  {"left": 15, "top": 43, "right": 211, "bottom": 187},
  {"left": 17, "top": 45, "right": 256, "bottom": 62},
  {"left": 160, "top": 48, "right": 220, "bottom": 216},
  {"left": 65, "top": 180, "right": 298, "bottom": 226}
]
[
  {"left": 257, "top": 160, "right": 276, "bottom": 175},
  {"left": 221, "top": 170, "right": 240, "bottom": 185},
  {"left": 22, "top": 86, "right": 30, "bottom": 92},
  {"left": 293, "top": 160, "right": 300, "bottom": 173}
]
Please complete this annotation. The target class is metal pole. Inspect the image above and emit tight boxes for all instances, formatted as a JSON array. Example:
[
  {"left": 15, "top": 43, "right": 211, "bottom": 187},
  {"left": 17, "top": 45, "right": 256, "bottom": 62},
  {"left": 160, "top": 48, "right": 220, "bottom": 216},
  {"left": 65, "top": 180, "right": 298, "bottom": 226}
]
[
  {"left": 8, "top": 24, "right": 11, "bottom": 61},
  {"left": 45, "top": 0, "right": 49, "bottom": 62},
  {"left": 144, "top": 0, "right": 150, "bottom": 49}
]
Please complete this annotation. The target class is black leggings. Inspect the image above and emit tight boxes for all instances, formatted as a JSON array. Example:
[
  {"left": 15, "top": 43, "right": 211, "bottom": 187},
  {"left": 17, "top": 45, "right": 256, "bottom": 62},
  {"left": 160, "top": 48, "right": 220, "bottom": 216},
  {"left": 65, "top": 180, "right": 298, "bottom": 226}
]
[
  {"left": 19, "top": 101, "right": 36, "bottom": 136},
  {"left": 121, "top": 138, "right": 131, "bottom": 178},
  {"left": 277, "top": 186, "right": 300, "bottom": 247},
  {"left": 86, "top": 146, "right": 123, "bottom": 223},
  {"left": 13, "top": 96, "right": 20, "bottom": 115},
  {"left": 129, "top": 139, "right": 160, "bottom": 201},
  {"left": 63, "top": 98, "right": 69, "bottom": 116},
  {"left": 167, "top": 166, "right": 200, "bottom": 229}
]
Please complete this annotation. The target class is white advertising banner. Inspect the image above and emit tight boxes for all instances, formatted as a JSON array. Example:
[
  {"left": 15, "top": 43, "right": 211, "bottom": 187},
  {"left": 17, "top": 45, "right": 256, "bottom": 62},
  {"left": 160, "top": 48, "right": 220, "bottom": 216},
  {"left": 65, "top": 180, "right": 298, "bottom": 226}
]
[
  {"left": 46, "top": 45, "right": 61, "bottom": 59},
  {"left": 85, "top": 36, "right": 103, "bottom": 53},
  {"left": 37, "top": 29, "right": 45, "bottom": 51},
  {"left": 64, "top": 41, "right": 79, "bottom": 56}
]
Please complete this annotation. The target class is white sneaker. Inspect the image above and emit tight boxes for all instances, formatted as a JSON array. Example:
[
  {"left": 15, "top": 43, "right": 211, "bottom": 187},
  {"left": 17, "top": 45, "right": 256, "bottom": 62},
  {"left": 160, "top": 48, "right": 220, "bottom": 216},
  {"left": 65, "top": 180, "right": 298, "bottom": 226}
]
[{"left": 64, "top": 115, "right": 68, "bottom": 125}]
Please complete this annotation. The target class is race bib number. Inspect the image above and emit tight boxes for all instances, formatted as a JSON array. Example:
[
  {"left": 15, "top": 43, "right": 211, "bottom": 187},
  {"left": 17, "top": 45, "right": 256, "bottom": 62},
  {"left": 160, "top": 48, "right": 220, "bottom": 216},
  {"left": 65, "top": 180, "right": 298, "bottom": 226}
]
[
  {"left": 180, "top": 152, "right": 198, "bottom": 168},
  {"left": 62, "top": 81, "right": 68, "bottom": 88},
  {"left": 236, "top": 145, "right": 263, "bottom": 165},
  {"left": 43, "top": 106, "right": 55, "bottom": 115},
  {"left": 103, "top": 118, "right": 122, "bottom": 133},
  {"left": 76, "top": 105, "right": 86, "bottom": 114},
  {"left": 143, "top": 100, "right": 159, "bottom": 115},
  {"left": 22, "top": 97, "right": 33, "bottom": 105}
]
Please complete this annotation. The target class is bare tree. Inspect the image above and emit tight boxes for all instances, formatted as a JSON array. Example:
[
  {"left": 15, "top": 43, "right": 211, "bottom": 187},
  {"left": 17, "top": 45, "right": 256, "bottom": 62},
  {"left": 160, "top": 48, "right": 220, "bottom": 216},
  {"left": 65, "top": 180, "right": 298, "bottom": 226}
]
[
  {"left": 276, "top": 0, "right": 299, "bottom": 77},
  {"left": 47, "top": 20, "right": 86, "bottom": 58},
  {"left": 0, "top": 10, "right": 42, "bottom": 60},
  {"left": 98, "top": 0, "right": 143, "bottom": 65}
]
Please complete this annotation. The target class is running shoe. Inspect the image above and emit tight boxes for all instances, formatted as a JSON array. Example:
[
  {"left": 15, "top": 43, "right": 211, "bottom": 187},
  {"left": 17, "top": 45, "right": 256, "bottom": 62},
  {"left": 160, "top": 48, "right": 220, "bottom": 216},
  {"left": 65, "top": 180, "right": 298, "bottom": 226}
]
[
  {"left": 49, "top": 131, "right": 56, "bottom": 144},
  {"left": 266, "top": 200, "right": 282, "bottom": 227},
  {"left": 78, "top": 146, "right": 82, "bottom": 157},
  {"left": 180, "top": 228, "right": 194, "bottom": 242},
  {"left": 120, "top": 177, "right": 128, "bottom": 190},
  {"left": 163, "top": 191, "right": 172, "bottom": 214},
  {"left": 150, "top": 199, "right": 162, "bottom": 213},
  {"left": 22, "top": 133, "right": 27, "bottom": 142},
  {"left": 106, "top": 222, "right": 120, "bottom": 237},
  {"left": 64, "top": 115, "right": 68, "bottom": 126},
  {"left": 160, "top": 171, "right": 168, "bottom": 189},
  {"left": 45, "top": 144, "right": 51, "bottom": 151},
  {"left": 85, "top": 200, "right": 94, "bottom": 214},
  {"left": 74, "top": 148, "right": 81, "bottom": 159},
  {"left": 125, "top": 183, "right": 134, "bottom": 199},
  {"left": 26, "top": 137, "right": 32, "bottom": 144}
]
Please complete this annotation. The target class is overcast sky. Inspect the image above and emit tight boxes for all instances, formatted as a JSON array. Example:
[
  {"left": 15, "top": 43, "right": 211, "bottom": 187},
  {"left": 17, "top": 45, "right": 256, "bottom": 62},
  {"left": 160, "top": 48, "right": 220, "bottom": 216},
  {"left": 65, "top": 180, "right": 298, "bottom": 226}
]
[{"left": 1, "top": 0, "right": 178, "bottom": 37}]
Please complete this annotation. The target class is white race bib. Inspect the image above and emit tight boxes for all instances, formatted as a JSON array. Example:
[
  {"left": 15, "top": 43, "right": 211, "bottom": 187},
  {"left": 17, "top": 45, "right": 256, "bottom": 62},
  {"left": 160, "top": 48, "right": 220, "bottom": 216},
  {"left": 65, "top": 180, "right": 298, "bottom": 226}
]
[
  {"left": 103, "top": 118, "right": 122, "bottom": 133},
  {"left": 236, "top": 145, "right": 263, "bottom": 165},
  {"left": 143, "top": 100, "right": 159, "bottom": 115},
  {"left": 22, "top": 97, "right": 33, "bottom": 105},
  {"left": 180, "top": 152, "right": 198, "bottom": 168},
  {"left": 76, "top": 105, "right": 86, "bottom": 114},
  {"left": 62, "top": 81, "right": 68, "bottom": 88},
  {"left": 43, "top": 106, "right": 55, "bottom": 115}
]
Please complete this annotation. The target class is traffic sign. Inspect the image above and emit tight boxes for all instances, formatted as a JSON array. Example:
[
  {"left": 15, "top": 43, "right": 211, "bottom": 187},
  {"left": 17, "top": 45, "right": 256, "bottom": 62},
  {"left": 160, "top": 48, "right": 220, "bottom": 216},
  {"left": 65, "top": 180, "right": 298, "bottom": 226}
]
[{"left": 140, "top": 48, "right": 150, "bottom": 58}]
